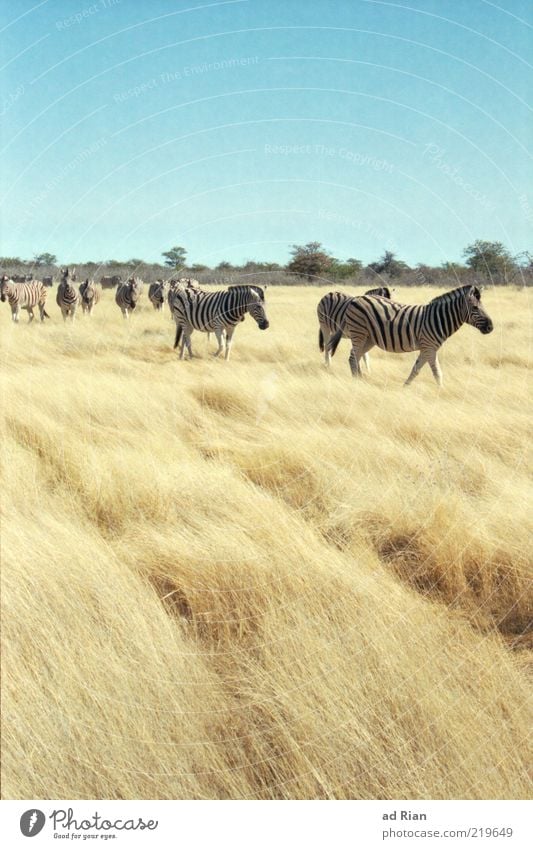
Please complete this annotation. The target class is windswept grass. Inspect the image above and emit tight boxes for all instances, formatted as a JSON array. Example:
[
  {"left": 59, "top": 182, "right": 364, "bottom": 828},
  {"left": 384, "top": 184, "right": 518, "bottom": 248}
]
[{"left": 1, "top": 286, "right": 531, "bottom": 799}]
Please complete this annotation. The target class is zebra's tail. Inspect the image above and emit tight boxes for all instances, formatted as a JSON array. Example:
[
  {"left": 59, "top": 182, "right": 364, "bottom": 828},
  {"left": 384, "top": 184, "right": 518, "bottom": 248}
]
[
  {"left": 319, "top": 327, "right": 324, "bottom": 351},
  {"left": 42, "top": 308, "right": 50, "bottom": 319},
  {"left": 328, "top": 329, "right": 343, "bottom": 357},
  {"left": 174, "top": 324, "right": 183, "bottom": 349}
]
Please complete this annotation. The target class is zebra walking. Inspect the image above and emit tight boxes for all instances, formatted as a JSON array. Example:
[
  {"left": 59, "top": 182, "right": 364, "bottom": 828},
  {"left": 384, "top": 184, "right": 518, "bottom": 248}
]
[
  {"left": 318, "top": 287, "right": 393, "bottom": 368},
  {"left": 115, "top": 277, "right": 143, "bottom": 318},
  {"left": 171, "top": 284, "right": 269, "bottom": 360},
  {"left": 148, "top": 280, "right": 168, "bottom": 310},
  {"left": 56, "top": 268, "right": 79, "bottom": 321},
  {"left": 327, "top": 285, "right": 493, "bottom": 386},
  {"left": 0, "top": 275, "right": 50, "bottom": 322},
  {"left": 79, "top": 279, "right": 101, "bottom": 315}
]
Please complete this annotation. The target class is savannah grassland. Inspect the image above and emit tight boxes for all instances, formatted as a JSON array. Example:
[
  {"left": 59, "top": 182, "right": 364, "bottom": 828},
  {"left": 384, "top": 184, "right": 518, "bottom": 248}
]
[{"left": 1, "top": 284, "right": 531, "bottom": 800}]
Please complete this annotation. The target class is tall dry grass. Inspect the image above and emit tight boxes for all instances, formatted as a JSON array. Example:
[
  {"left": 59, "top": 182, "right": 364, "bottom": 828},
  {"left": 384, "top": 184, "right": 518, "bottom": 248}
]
[{"left": 1, "top": 285, "right": 531, "bottom": 800}]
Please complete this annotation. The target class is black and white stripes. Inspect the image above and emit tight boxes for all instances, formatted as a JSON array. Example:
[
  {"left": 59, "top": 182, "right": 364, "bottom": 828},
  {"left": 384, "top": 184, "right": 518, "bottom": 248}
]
[
  {"left": 318, "top": 286, "right": 393, "bottom": 368},
  {"left": 56, "top": 268, "right": 79, "bottom": 321},
  {"left": 327, "top": 285, "right": 493, "bottom": 385},
  {"left": 171, "top": 284, "right": 269, "bottom": 360},
  {"left": 0, "top": 275, "right": 50, "bottom": 322},
  {"left": 115, "top": 277, "right": 144, "bottom": 318}
]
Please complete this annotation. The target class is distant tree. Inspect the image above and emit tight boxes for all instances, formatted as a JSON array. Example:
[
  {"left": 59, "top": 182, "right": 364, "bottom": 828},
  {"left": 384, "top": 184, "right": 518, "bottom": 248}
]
[
  {"left": 190, "top": 263, "right": 209, "bottom": 273},
  {"left": 367, "top": 250, "right": 409, "bottom": 278},
  {"left": 287, "top": 241, "right": 334, "bottom": 282},
  {"left": 462, "top": 240, "right": 516, "bottom": 283},
  {"left": 162, "top": 246, "right": 187, "bottom": 269},
  {"left": 216, "top": 261, "right": 233, "bottom": 270},
  {"left": 106, "top": 259, "right": 123, "bottom": 268},
  {"left": 346, "top": 257, "right": 363, "bottom": 272},
  {"left": 33, "top": 252, "right": 57, "bottom": 266},
  {"left": 127, "top": 258, "right": 144, "bottom": 268},
  {"left": 0, "top": 256, "right": 24, "bottom": 267}
]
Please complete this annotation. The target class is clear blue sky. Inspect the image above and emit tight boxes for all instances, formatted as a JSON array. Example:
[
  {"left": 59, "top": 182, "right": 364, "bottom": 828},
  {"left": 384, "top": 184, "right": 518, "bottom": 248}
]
[{"left": 1, "top": 0, "right": 531, "bottom": 267}]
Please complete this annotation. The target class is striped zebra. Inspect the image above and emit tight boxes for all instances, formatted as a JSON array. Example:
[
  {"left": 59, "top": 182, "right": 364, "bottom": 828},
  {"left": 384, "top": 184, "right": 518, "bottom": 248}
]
[
  {"left": 167, "top": 278, "right": 201, "bottom": 315},
  {"left": 0, "top": 275, "right": 50, "bottom": 322},
  {"left": 171, "top": 284, "right": 269, "bottom": 360},
  {"left": 115, "top": 277, "right": 144, "bottom": 318},
  {"left": 56, "top": 268, "right": 79, "bottom": 320},
  {"left": 79, "top": 279, "right": 101, "bottom": 315},
  {"left": 318, "top": 287, "right": 393, "bottom": 369},
  {"left": 328, "top": 285, "right": 493, "bottom": 386},
  {"left": 148, "top": 280, "right": 168, "bottom": 310}
]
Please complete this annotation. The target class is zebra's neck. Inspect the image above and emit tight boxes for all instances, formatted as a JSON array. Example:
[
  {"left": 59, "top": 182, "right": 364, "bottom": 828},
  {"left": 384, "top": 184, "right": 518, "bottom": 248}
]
[{"left": 423, "top": 289, "right": 468, "bottom": 345}]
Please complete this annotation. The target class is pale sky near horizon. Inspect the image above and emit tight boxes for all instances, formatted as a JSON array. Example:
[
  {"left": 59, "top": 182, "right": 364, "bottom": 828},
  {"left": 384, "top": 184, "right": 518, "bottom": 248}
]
[{"left": 1, "top": 0, "right": 532, "bottom": 267}]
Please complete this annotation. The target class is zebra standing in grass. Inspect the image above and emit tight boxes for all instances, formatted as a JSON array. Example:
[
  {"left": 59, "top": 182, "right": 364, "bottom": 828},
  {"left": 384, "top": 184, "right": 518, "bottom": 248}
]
[
  {"left": 327, "top": 285, "right": 493, "bottom": 386},
  {"left": 148, "top": 279, "right": 168, "bottom": 310},
  {"left": 115, "top": 276, "right": 144, "bottom": 318},
  {"left": 79, "top": 279, "right": 101, "bottom": 315},
  {"left": 56, "top": 268, "right": 79, "bottom": 321},
  {"left": 0, "top": 275, "right": 50, "bottom": 322},
  {"left": 171, "top": 284, "right": 269, "bottom": 360},
  {"left": 167, "top": 278, "right": 201, "bottom": 315},
  {"left": 318, "top": 286, "right": 393, "bottom": 369}
]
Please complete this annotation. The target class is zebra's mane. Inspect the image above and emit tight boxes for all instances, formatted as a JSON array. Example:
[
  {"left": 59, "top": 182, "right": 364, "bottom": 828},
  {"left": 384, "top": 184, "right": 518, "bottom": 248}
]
[
  {"left": 428, "top": 285, "right": 480, "bottom": 306},
  {"left": 227, "top": 284, "right": 265, "bottom": 301}
]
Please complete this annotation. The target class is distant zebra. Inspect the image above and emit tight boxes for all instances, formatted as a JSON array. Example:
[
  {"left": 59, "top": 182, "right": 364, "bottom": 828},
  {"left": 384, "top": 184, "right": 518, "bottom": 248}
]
[
  {"left": 0, "top": 275, "right": 50, "bottom": 322},
  {"left": 148, "top": 280, "right": 168, "bottom": 310},
  {"left": 328, "top": 285, "right": 493, "bottom": 386},
  {"left": 56, "top": 268, "right": 79, "bottom": 320},
  {"left": 171, "top": 284, "right": 269, "bottom": 360},
  {"left": 167, "top": 278, "right": 201, "bottom": 315},
  {"left": 12, "top": 274, "right": 34, "bottom": 283},
  {"left": 115, "top": 277, "right": 143, "bottom": 318},
  {"left": 318, "top": 287, "right": 393, "bottom": 368},
  {"left": 42, "top": 276, "right": 54, "bottom": 287},
  {"left": 79, "top": 279, "right": 101, "bottom": 315}
]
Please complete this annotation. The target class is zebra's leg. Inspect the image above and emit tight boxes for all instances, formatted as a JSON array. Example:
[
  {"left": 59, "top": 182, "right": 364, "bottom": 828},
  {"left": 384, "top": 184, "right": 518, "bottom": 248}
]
[
  {"left": 27, "top": 306, "right": 35, "bottom": 322},
  {"left": 320, "top": 325, "right": 331, "bottom": 366},
  {"left": 362, "top": 352, "right": 370, "bottom": 373},
  {"left": 348, "top": 345, "right": 363, "bottom": 377},
  {"left": 224, "top": 326, "right": 236, "bottom": 361},
  {"left": 404, "top": 349, "right": 430, "bottom": 385},
  {"left": 213, "top": 327, "right": 224, "bottom": 357},
  {"left": 428, "top": 350, "right": 443, "bottom": 387},
  {"left": 11, "top": 305, "right": 20, "bottom": 322}
]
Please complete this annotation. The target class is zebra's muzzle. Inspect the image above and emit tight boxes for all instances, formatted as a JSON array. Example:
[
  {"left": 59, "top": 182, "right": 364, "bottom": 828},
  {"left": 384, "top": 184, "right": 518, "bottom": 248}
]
[
  {"left": 259, "top": 319, "right": 269, "bottom": 330},
  {"left": 481, "top": 321, "right": 494, "bottom": 334},
  {"left": 0, "top": 295, "right": 5, "bottom": 302}
]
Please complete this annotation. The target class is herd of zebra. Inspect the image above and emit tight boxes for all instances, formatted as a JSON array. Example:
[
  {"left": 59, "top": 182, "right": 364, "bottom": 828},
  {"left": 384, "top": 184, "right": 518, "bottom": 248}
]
[{"left": 0, "top": 269, "right": 493, "bottom": 385}]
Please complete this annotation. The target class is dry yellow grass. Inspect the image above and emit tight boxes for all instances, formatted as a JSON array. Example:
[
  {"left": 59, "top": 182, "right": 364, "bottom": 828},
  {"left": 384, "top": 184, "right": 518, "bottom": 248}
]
[{"left": 1, "top": 285, "right": 531, "bottom": 800}]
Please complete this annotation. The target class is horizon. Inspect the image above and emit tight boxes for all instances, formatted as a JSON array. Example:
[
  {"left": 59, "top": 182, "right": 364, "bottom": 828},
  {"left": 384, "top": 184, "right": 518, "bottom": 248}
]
[{"left": 1, "top": 0, "right": 532, "bottom": 267}]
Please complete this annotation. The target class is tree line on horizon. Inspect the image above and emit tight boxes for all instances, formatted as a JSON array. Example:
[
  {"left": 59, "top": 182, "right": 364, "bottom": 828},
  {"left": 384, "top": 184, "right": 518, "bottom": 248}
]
[{"left": 1, "top": 241, "right": 531, "bottom": 286}]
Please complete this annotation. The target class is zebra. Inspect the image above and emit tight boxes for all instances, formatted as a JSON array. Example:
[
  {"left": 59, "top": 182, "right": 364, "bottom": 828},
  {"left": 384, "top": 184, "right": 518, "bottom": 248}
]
[
  {"left": 327, "top": 284, "right": 493, "bottom": 386},
  {"left": 0, "top": 275, "right": 50, "bottom": 322},
  {"left": 79, "top": 279, "right": 101, "bottom": 315},
  {"left": 56, "top": 268, "right": 79, "bottom": 320},
  {"left": 12, "top": 274, "right": 34, "bottom": 283},
  {"left": 171, "top": 284, "right": 269, "bottom": 360},
  {"left": 167, "top": 278, "right": 201, "bottom": 315},
  {"left": 318, "top": 287, "right": 393, "bottom": 369},
  {"left": 115, "top": 277, "right": 144, "bottom": 318},
  {"left": 148, "top": 280, "right": 168, "bottom": 310}
]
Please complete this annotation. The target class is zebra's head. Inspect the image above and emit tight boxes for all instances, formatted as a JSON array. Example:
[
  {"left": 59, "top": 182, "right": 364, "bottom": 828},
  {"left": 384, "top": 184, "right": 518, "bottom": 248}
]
[
  {"left": 0, "top": 275, "right": 13, "bottom": 301},
  {"left": 244, "top": 286, "right": 269, "bottom": 330},
  {"left": 364, "top": 286, "right": 394, "bottom": 299},
  {"left": 464, "top": 286, "right": 493, "bottom": 335}
]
